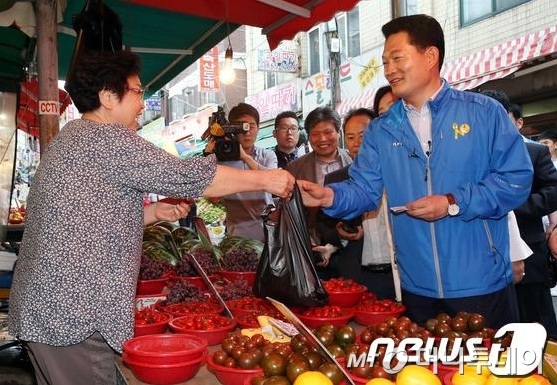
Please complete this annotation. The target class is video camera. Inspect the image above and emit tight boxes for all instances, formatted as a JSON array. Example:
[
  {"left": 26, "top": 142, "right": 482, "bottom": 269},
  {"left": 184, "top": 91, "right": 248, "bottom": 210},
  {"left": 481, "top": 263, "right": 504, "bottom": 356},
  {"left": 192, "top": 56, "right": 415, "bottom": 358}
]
[{"left": 203, "top": 106, "right": 249, "bottom": 161}]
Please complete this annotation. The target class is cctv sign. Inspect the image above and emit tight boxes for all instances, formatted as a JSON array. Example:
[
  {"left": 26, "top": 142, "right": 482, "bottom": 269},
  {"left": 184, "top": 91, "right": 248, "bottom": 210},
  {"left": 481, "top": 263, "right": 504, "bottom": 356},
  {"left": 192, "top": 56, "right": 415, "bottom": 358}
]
[{"left": 38, "top": 100, "right": 59, "bottom": 115}]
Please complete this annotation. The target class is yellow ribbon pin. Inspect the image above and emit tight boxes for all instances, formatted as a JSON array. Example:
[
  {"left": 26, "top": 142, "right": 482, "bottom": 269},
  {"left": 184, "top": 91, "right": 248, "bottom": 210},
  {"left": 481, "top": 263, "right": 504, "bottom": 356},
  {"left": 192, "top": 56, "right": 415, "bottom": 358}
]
[{"left": 452, "top": 123, "right": 470, "bottom": 139}]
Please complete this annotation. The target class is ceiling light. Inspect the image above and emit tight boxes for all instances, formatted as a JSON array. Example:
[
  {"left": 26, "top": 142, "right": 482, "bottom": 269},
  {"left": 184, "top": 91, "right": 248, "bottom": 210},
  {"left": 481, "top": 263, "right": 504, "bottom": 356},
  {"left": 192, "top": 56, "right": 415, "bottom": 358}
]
[{"left": 219, "top": 46, "right": 236, "bottom": 85}]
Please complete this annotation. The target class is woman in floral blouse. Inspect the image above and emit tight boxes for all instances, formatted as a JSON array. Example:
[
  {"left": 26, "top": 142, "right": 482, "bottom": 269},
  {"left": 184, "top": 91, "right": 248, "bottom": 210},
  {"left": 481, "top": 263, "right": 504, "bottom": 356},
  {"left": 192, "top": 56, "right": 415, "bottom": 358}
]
[{"left": 8, "top": 50, "right": 294, "bottom": 385}]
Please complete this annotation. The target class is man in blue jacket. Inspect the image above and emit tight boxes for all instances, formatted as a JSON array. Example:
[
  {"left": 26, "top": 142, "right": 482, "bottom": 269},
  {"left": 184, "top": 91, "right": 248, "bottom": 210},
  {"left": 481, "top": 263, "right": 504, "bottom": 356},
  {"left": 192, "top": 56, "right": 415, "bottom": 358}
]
[{"left": 297, "top": 14, "right": 533, "bottom": 329}]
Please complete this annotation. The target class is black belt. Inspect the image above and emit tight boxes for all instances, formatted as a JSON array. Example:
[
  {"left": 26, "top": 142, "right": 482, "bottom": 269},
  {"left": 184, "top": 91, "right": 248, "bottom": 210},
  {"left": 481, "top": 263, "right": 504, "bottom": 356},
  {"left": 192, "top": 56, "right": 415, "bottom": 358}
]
[{"left": 362, "top": 263, "right": 392, "bottom": 273}]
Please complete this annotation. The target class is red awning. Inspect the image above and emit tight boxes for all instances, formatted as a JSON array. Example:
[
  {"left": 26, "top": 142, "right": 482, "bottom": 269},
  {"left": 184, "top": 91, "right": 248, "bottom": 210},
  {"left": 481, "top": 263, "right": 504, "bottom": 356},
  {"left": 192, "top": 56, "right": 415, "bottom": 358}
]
[
  {"left": 336, "top": 88, "right": 376, "bottom": 117},
  {"left": 123, "top": 0, "right": 361, "bottom": 50},
  {"left": 441, "top": 26, "right": 557, "bottom": 90},
  {"left": 17, "top": 78, "right": 73, "bottom": 137}
]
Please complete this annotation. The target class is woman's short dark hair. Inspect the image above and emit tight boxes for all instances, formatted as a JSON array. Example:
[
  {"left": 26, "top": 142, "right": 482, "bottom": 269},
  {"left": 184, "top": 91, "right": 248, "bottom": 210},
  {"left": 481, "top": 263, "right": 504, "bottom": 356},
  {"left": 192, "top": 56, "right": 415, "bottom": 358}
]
[
  {"left": 382, "top": 14, "right": 445, "bottom": 71},
  {"left": 373, "top": 85, "right": 393, "bottom": 115},
  {"left": 304, "top": 106, "right": 341, "bottom": 133},
  {"left": 64, "top": 50, "right": 141, "bottom": 113}
]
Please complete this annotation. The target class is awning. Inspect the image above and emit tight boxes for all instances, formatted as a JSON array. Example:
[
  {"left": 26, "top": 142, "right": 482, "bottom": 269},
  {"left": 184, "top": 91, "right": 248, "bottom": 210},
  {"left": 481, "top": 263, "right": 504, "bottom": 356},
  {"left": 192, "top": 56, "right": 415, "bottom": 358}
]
[
  {"left": 441, "top": 25, "right": 557, "bottom": 91},
  {"left": 336, "top": 88, "right": 376, "bottom": 117},
  {"left": 54, "top": 0, "right": 360, "bottom": 94},
  {"left": 123, "top": 0, "right": 361, "bottom": 51}
]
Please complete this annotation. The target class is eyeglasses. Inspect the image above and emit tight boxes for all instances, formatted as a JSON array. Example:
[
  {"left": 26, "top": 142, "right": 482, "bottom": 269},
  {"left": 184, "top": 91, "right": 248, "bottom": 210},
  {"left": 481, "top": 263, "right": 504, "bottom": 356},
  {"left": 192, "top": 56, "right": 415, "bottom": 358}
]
[
  {"left": 126, "top": 86, "right": 145, "bottom": 97},
  {"left": 276, "top": 125, "right": 300, "bottom": 133}
]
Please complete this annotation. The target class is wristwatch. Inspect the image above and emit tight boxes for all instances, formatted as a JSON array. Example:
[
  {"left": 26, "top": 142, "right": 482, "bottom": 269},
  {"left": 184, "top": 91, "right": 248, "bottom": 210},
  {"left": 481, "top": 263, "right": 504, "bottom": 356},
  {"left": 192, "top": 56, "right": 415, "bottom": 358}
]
[{"left": 445, "top": 193, "right": 460, "bottom": 216}]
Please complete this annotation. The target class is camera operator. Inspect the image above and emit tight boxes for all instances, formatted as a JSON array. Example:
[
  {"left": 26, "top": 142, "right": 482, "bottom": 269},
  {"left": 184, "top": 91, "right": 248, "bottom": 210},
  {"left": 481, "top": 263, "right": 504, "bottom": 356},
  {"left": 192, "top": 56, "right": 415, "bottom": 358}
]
[{"left": 204, "top": 103, "right": 277, "bottom": 242}]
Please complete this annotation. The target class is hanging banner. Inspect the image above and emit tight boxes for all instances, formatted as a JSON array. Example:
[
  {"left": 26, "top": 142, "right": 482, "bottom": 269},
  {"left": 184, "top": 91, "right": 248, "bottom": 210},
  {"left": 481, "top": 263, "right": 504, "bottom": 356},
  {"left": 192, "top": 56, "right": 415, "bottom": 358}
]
[
  {"left": 245, "top": 79, "right": 301, "bottom": 122},
  {"left": 199, "top": 47, "right": 219, "bottom": 92},
  {"left": 257, "top": 49, "right": 298, "bottom": 73}
]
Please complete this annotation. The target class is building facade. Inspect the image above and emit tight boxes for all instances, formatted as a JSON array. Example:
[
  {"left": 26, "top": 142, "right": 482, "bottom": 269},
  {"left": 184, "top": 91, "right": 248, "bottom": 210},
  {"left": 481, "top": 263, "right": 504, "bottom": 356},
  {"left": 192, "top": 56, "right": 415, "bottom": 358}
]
[{"left": 148, "top": 0, "right": 557, "bottom": 152}]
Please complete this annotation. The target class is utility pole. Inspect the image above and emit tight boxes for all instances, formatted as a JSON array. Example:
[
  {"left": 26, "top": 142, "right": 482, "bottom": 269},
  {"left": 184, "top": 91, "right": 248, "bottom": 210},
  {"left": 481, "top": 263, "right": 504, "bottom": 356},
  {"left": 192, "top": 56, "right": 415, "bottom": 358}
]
[
  {"left": 36, "top": 0, "right": 60, "bottom": 155},
  {"left": 326, "top": 29, "right": 341, "bottom": 114}
]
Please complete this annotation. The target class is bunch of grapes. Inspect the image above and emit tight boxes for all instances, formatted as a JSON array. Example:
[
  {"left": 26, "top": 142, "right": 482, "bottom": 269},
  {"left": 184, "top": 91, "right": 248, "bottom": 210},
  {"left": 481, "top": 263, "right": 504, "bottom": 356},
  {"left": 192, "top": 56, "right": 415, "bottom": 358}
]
[
  {"left": 174, "top": 249, "right": 220, "bottom": 276},
  {"left": 221, "top": 247, "right": 259, "bottom": 271},
  {"left": 217, "top": 279, "right": 253, "bottom": 300},
  {"left": 165, "top": 279, "right": 206, "bottom": 304},
  {"left": 138, "top": 256, "right": 170, "bottom": 280}
]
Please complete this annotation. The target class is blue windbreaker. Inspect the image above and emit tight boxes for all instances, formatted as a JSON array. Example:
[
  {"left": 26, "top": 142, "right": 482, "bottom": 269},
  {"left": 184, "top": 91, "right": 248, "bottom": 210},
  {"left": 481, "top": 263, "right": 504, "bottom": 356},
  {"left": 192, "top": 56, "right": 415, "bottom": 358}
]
[{"left": 324, "top": 82, "right": 533, "bottom": 298}]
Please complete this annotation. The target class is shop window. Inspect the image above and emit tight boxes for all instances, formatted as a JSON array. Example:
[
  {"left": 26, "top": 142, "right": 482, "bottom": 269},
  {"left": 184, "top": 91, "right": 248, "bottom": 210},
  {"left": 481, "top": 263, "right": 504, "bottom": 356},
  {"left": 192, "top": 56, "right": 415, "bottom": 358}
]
[
  {"left": 308, "top": 28, "right": 322, "bottom": 75},
  {"left": 335, "top": 7, "right": 360, "bottom": 59},
  {"left": 264, "top": 71, "right": 295, "bottom": 88},
  {"left": 460, "top": 0, "right": 531, "bottom": 25}
]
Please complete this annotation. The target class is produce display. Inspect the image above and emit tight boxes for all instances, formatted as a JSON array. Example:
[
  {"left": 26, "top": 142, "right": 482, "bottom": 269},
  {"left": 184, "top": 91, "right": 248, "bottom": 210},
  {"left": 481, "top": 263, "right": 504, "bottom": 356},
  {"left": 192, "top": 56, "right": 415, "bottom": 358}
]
[
  {"left": 323, "top": 278, "right": 368, "bottom": 307},
  {"left": 197, "top": 197, "right": 226, "bottom": 225},
  {"left": 8, "top": 206, "right": 25, "bottom": 224},
  {"left": 129, "top": 233, "right": 553, "bottom": 385}
]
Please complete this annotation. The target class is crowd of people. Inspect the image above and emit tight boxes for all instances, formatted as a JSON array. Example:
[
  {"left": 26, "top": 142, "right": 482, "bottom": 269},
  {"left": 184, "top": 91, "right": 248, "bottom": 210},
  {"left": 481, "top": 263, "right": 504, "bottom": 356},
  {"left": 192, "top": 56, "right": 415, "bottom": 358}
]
[{"left": 8, "top": 12, "right": 557, "bottom": 385}]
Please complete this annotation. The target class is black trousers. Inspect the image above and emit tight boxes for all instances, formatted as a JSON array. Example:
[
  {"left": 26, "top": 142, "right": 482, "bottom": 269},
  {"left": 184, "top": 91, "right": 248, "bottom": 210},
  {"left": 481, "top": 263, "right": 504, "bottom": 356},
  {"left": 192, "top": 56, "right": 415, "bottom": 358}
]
[
  {"left": 401, "top": 284, "right": 519, "bottom": 330},
  {"left": 515, "top": 282, "right": 557, "bottom": 339}
]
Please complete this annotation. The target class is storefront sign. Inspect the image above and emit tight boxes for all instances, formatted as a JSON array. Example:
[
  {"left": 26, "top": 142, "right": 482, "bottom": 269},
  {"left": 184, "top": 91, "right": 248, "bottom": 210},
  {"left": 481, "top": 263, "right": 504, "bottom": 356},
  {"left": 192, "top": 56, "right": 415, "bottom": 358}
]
[
  {"left": 199, "top": 47, "right": 219, "bottom": 92},
  {"left": 257, "top": 49, "right": 298, "bottom": 73},
  {"left": 38, "top": 100, "right": 59, "bottom": 115},
  {"left": 245, "top": 79, "right": 301, "bottom": 122}
]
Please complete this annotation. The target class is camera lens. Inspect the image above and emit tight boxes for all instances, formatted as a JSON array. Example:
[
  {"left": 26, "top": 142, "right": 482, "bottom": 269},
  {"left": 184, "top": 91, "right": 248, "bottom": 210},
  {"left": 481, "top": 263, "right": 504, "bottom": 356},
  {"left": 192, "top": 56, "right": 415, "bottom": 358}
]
[{"left": 219, "top": 142, "right": 233, "bottom": 154}]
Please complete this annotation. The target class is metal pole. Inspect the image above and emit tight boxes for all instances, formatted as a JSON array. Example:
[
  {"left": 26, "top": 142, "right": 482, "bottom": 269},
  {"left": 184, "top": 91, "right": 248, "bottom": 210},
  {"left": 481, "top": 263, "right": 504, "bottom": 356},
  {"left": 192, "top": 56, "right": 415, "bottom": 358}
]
[{"left": 37, "top": 0, "right": 60, "bottom": 155}]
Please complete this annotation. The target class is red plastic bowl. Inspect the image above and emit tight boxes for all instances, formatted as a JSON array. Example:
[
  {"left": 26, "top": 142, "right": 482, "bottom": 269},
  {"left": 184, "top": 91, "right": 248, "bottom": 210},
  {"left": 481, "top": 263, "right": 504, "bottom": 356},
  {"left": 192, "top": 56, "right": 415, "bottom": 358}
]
[
  {"left": 136, "top": 277, "right": 169, "bottom": 295},
  {"left": 180, "top": 275, "right": 218, "bottom": 290},
  {"left": 353, "top": 305, "right": 406, "bottom": 326},
  {"left": 122, "top": 333, "right": 208, "bottom": 365},
  {"left": 134, "top": 312, "right": 171, "bottom": 337},
  {"left": 123, "top": 350, "right": 206, "bottom": 385},
  {"left": 206, "top": 354, "right": 263, "bottom": 385},
  {"left": 326, "top": 285, "right": 367, "bottom": 307},
  {"left": 169, "top": 315, "right": 237, "bottom": 346},
  {"left": 296, "top": 308, "right": 355, "bottom": 329},
  {"left": 219, "top": 270, "right": 256, "bottom": 286},
  {"left": 225, "top": 297, "right": 273, "bottom": 316},
  {"left": 162, "top": 300, "right": 224, "bottom": 317}
]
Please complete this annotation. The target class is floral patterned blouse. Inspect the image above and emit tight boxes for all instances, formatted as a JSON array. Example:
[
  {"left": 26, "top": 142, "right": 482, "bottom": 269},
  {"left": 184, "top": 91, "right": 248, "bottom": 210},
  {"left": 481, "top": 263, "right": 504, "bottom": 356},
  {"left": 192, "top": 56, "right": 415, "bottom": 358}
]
[{"left": 8, "top": 119, "right": 216, "bottom": 352}]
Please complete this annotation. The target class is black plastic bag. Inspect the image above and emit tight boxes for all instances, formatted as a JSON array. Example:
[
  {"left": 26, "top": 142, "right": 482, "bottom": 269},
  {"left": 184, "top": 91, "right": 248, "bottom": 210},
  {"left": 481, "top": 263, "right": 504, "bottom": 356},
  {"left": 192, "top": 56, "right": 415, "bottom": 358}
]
[{"left": 254, "top": 184, "right": 328, "bottom": 307}]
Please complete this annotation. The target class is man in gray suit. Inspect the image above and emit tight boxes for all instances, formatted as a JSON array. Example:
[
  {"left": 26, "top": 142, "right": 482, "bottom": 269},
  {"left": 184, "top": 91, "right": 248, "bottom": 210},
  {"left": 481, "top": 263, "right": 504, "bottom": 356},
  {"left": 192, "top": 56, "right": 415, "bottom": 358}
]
[{"left": 286, "top": 106, "right": 355, "bottom": 279}]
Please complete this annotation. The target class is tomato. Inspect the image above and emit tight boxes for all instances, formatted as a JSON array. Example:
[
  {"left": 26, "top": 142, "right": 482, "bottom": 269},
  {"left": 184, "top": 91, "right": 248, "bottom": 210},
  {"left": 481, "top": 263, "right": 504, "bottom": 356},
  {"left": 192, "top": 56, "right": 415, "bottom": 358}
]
[
  {"left": 334, "top": 324, "right": 356, "bottom": 347},
  {"left": 173, "top": 313, "right": 232, "bottom": 330},
  {"left": 318, "top": 362, "right": 344, "bottom": 385},
  {"left": 212, "top": 350, "right": 228, "bottom": 365},
  {"left": 467, "top": 313, "right": 486, "bottom": 332},
  {"left": 262, "top": 352, "right": 288, "bottom": 376},
  {"left": 134, "top": 308, "right": 169, "bottom": 325},
  {"left": 286, "top": 359, "right": 310, "bottom": 383},
  {"left": 323, "top": 277, "right": 366, "bottom": 293}
]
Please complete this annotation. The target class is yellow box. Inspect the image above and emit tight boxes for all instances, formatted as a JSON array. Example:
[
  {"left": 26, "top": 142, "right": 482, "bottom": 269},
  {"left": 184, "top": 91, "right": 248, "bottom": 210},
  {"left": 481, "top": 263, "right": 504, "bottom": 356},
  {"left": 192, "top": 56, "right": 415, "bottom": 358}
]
[{"left": 543, "top": 339, "right": 557, "bottom": 383}]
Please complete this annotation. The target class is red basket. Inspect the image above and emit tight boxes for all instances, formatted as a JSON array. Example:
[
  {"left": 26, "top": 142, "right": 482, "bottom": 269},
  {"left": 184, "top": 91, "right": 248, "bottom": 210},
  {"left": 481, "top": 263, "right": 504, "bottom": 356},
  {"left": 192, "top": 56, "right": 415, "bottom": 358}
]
[
  {"left": 218, "top": 270, "right": 256, "bottom": 286},
  {"left": 353, "top": 305, "right": 406, "bottom": 326},
  {"left": 123, "top": 333, "right": 207, "bottom": 365},
  {"left": 326, "top": 286, "right": 367, "bottom": 307},
  {"left": 206, "top": 354, "right": 263, "bottom": 385},
  {"left": 136, "top": 277, "right": 169, "bottom": 295},
  {"left": 169, "top": 315, "right": 237, "bottom": 346},
  {"left": 296, "top": 308, "right": 355, "bottom": 329},
  {"left": 123, "top": 350, "right": 206, "bottom": 385}
]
